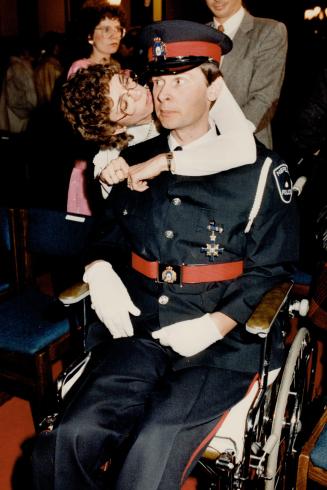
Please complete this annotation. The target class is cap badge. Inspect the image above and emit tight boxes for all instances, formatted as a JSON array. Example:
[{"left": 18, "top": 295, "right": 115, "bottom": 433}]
[{"left": 152, "top": 36, "right": 166, "bottom": 61}]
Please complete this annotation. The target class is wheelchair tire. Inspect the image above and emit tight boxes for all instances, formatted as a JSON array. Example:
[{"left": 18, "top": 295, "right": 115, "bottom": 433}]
[{"left": 264, "top": 327, "right": 312, "bottom": 490}]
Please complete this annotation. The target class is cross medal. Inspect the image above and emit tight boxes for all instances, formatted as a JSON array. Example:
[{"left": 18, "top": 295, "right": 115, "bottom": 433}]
[{"left": 201, "top": 220, "right": 224, "bottom": 261}]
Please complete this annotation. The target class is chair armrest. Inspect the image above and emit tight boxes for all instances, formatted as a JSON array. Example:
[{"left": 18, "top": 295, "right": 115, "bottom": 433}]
[
  {"left": 246, "top": 282, "right": 293, "bottom": 336},
  {"left": 59, "top": 281, "right": 89, "bottom": 305}
]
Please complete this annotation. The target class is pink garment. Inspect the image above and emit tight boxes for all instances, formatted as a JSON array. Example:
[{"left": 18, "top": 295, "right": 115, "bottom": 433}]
[
  {"left": 67, "top": 58, "right": 94, "bottom": 79},
  {"left": 67, "top": 58, "right": 120, "bottom": 79},
  {"left": 66, "top": 58, "right": 119, "bottom": 214},
  {"left": 66, "top": 60, "right": 95, "bottom": 216},
  {"left": 67, "top": 160, "right": 92, "bottom": 216}
]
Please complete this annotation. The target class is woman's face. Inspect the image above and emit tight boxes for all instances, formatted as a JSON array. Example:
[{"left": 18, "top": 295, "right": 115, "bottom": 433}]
[
  {"left": 108, "top": 73, "right": 154, "bottom": 127},
  {"left": 90, "top": 17, "right": 125, "bottom": 59}
]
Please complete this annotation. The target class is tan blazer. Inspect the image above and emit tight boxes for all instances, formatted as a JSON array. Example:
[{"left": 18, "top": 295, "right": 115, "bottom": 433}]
[{"left": 209, "top": 11, "right": 288, "bottom": 149}]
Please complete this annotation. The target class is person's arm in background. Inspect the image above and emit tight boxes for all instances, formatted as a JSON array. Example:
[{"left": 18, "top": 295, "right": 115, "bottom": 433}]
[
  {"left": 239, "top": 21, "right": 287, "bottom": 134},
  {"left": 6, "top": 61, "right": 37, "bottom": 119}
]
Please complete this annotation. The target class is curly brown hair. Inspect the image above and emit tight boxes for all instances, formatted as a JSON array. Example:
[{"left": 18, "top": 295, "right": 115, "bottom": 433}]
[{"left": 61, "top": 63, "right": 132, "bottom": 149}]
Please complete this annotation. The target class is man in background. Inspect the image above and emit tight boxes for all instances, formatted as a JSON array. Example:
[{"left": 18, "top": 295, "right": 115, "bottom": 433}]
[{"left": 205, "top": 0, "right": 287, "bottom": 148}]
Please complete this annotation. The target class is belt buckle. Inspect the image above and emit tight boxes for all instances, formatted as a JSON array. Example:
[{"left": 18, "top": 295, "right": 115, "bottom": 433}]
[{"left": 158, "top": 264, "right": 181, "bottom": 284}]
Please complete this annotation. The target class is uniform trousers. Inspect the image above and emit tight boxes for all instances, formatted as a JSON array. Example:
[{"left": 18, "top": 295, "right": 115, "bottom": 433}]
[{"left": 32, "top": 334, "right": 255, "bottom": 490}]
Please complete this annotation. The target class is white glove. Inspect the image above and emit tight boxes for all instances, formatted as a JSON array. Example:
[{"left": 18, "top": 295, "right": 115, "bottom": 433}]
[
  {"left": 83, "top": 261, "right": 140, "bottom": 338},
  {"left": 152, "top": 313, "right": 223, "bottom": 357}
]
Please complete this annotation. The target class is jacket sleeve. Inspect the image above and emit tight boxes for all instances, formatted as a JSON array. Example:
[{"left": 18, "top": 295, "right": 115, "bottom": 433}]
[
  {"left": 218, "top": 157, "right": 299, "bottom": 324},
  {"left": 241, "top": 21, "right": 288, "bottom": 132}
]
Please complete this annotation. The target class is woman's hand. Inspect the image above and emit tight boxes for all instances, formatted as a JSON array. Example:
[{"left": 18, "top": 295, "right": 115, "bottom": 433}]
[
  {"left": 99, "top": 157, "right": 129, "bottom": 185},
  {"left": 98, "top": 153, "right": 170, "bottom": 192}
]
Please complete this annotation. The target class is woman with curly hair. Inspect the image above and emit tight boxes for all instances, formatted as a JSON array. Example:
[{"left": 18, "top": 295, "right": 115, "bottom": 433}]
[
  {"left": 62, "top": 64, "right": 144, "bottom": 150},
  {"left": 61, "top": 62, "right": 256, "bottom": 199}
]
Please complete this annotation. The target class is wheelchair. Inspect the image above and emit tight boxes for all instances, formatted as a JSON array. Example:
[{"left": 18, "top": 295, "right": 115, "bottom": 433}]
[
  {"left": 195, "top": 283, "right": 313, "bottom": 489},
  {"left": 41, "top": 280, "right": 313, "bottom": 490}
]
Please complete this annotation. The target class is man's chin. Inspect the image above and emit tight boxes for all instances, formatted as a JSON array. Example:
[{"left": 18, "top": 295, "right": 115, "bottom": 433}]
[
  {"left": 160, "top": 123, "right": 175, "bottom": 130},
  {"left": 158, "top": 115, "right": 177, "bottom": 129}
]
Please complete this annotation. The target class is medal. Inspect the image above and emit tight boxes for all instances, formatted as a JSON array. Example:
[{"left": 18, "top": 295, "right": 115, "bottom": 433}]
[{"left": 201, "top": 220, "right": 224, "bottom": 261}]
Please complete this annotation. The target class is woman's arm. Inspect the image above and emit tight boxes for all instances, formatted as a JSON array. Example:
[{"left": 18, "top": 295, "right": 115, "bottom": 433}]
[
  {"left": 93, "top": 147, "right": 121, "bottom": 198},
  {"left": 171, "top": 78, "right": 256, "bottom": 176}
]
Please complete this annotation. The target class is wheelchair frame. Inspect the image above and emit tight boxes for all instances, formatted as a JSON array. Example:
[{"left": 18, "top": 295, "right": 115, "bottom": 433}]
[{"left": 197, "top": 285, "right": 313, "bottom": 490}]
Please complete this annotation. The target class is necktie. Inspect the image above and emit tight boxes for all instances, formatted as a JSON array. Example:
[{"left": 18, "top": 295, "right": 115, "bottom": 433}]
[{"left": 217, "top": 24, "right": 224, "bottom": 32}]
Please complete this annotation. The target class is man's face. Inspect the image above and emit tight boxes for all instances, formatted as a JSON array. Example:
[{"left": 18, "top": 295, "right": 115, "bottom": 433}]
[
  {"left": 205, "top": 0, "right": 242, "bottom": 23},
  {"left": 152, "top": 67, "right": 211, "bottom": 135},
  {"left": 108, "top": 72, "right": 154, "bottom": 127}
]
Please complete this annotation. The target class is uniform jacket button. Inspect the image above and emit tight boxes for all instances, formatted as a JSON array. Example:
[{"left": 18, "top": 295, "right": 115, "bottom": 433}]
[
  {"left": 172, "top": 197, "right": 181, "bottom": 206},
  {"left": 158, "top": 295, "right": 169, "bottom": 305},
  {"left": 164, "top": 230, "right": 174, "bottom": 239}
]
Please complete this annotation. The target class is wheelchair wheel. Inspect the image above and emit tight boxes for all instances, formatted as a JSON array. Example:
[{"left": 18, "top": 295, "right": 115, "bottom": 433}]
[{"left": 264, "top": 327, "right": 312, "bottom": 490}]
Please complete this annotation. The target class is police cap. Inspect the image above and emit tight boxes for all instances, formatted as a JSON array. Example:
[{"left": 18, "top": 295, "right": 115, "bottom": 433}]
[{"left": 140, "top": 19, "right": 232, "bottom": 75}]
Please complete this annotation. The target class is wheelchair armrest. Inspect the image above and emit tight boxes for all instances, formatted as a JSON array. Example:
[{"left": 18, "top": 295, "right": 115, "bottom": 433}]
[
  {"left": 59, "top": 281, "right": 90, "bottom": 305},
  {"left": 246, "top": 282, "right": 293, "bottom": 336}
]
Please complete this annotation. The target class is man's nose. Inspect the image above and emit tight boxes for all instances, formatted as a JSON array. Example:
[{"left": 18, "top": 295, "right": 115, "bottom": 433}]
[{"left": 157, "top": 84, "right": 171, "bottom": 101}]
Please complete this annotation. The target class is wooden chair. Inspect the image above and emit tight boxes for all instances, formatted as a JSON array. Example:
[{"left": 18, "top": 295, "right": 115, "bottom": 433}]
[
  {"left": 296, "top": 406, "right": 327, "bottom": 488},
  {"left": 0, "top": 208, "right": 92, "bottom": 428},
  {"left": 296, "top": 260, "right": 327, "bottom": 489}
]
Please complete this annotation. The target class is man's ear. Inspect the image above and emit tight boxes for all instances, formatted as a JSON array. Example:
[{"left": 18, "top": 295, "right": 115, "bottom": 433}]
[{"left": 207, "top": 76, "right": 223, "bottom": 102}]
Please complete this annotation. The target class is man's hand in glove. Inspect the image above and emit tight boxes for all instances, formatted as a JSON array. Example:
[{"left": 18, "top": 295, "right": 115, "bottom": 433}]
[
  {"left": 83, "top": 261, "right": 140, "bottom": 338},
  {"left": 152, "top": 313, "right": 224, "bottom": 357}
]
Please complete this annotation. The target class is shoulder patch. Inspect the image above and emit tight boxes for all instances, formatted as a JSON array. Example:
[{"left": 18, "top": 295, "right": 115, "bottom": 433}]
[{"left": 273, "top": 163, "right": 292, "bottom": 203}]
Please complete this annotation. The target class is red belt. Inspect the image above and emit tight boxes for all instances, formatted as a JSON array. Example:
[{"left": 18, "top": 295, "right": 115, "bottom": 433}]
[{"left": 131, "top": 252, "right": 243, "bottom": 285}]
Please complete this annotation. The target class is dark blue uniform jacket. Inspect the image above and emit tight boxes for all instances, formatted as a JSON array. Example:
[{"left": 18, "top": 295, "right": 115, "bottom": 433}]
[{"left": 86, "top": 135, "right": 299, "bottom": 374}]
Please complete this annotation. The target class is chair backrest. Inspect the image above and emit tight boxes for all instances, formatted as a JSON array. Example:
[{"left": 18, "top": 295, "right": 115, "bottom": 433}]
[
  {"left": 18, "top": 208, "right": 95, "bottom": 293},
  {"left": 0, "top": 208, "right": 20, "bottom": 296}
]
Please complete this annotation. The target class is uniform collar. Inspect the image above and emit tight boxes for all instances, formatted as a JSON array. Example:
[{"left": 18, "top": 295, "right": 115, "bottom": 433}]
[{"left": 168, "top": 120, "right": 217, "bottom": 151}]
